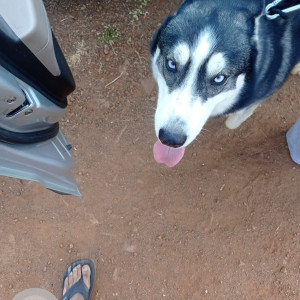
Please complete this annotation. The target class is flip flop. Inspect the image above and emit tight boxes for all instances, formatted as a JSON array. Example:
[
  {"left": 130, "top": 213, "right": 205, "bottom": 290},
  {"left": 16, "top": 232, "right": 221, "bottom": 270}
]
[{"left": 62, "top": 259, "right": 96, "bottom": 300}]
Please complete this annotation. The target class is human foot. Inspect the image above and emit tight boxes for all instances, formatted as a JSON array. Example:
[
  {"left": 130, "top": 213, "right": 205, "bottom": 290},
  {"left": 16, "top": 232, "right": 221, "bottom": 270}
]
[{"left": 62, "top": 259, "right": 95, "bottom": 300}]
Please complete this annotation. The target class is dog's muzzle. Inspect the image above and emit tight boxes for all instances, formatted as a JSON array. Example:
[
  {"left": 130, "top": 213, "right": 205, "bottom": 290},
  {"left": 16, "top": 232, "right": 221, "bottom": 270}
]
[{"left": 159, "top": 128, "right": 187, "bottom": 148}]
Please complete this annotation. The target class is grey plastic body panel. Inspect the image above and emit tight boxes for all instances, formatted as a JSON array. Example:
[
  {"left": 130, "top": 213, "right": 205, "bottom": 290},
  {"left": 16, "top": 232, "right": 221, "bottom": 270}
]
[
  {"left": 0, "top": 131, "right": 81, "bottom": 196},
  {"left": 0, "top": 66, "right": 65, "bottom": 133},
  {"left": 0, "top": 65, "right": 26, "bottom": 116},
  {"left": 0, "top": 0, "right": 80, "bottom": 195},
  {"left": 0, "top": 0, "right": 60, "bottom": 76}
]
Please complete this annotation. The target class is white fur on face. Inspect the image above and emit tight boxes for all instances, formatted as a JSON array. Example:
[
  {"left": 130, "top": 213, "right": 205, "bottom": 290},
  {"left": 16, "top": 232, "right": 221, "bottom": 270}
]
[
  {"left": 173, "top": 43, "right": 190, "bottom": 66},
  {"left": 206, "top": 52, "right": 226, "bottom": 76},
  {"left": 152, "top": 28, "right": 246, "bottom": 147}
]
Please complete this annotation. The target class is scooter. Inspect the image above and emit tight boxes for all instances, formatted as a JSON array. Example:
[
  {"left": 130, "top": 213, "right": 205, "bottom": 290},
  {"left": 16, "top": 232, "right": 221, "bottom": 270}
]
[{"left": 0, "top": 0, "right": 80, "bottom": 196}]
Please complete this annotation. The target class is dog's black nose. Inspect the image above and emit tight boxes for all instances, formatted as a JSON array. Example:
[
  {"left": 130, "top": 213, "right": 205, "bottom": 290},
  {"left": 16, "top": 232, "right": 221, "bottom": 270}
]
[{"left": 159, "top": 128, "right": 187, "bottom": 148}]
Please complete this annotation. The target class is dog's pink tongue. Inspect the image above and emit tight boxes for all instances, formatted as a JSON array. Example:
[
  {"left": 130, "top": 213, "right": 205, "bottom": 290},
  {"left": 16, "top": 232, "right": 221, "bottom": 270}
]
[{"left": 153, "top": 140, "right": 185, "bottom": 167}]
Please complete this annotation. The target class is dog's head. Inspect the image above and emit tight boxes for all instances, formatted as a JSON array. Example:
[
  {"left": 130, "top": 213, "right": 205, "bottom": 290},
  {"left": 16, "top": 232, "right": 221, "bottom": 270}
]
[{"left": 151, "top": 0, "right": 262, "bottom": 166}]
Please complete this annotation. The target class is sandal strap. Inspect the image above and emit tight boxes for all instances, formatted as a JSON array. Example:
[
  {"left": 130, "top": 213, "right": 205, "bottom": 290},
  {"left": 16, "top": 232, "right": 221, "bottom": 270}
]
[{"left": 62, "top": 277, "right": 89, "bottom": 300}]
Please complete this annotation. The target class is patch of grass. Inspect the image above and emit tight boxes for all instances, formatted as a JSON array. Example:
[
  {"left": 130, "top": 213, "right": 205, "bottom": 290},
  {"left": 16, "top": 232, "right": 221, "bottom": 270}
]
[
  {"left": 129, "top": 0, "right": 151, "bottom": 22},
  {"left": 101, "top": 25, "right": 120, "bottom": 45},
  {"left": 135, "top": 0, "right": 151, "bottom": 5}
]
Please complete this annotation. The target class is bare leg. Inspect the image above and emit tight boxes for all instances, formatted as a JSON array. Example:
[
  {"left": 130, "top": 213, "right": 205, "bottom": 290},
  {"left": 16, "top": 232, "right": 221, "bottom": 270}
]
[{"left": 225, "top": 103, "right": 260, "bottom": 129}]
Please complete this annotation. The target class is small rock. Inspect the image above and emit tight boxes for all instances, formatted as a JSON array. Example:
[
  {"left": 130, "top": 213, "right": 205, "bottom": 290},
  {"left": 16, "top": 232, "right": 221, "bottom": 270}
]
[
  {"left": 124, "top": 244, "right": 137, "bottom": 253},
  {"left": 112, "top": 268, "right": 119, "bottom": 281},
  {"left": 280, "top": 266, "right": 287, "bottom": 274},
  {"left": 239, "top": 260, "right": 245, "bottom": 267},
  {"left": 103, "top": 47, "right": 109, "bottom": 55}
]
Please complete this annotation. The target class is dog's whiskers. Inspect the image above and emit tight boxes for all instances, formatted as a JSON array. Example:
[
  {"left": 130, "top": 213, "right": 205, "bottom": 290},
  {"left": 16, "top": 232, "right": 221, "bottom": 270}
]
[
  {"left": 195, "top": 137, "right": 202, "bottom": 145},
  {"left": 202, "top": 127, "right": 210, "bottom": 133}
]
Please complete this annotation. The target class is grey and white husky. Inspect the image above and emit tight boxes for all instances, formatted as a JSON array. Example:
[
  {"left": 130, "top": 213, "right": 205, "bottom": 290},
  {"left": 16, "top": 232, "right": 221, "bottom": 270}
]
[{"left": 151, "top": 0, "right": 300, "bottom": 167}]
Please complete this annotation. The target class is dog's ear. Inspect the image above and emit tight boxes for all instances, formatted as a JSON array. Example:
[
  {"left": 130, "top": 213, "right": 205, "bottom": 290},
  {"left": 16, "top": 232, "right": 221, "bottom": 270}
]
[
  {"left": 245, "top": 2, "right": 265, "bottom": 18},
  {"left": 150, "top": 16, "right": 174, "bottom": 55}
]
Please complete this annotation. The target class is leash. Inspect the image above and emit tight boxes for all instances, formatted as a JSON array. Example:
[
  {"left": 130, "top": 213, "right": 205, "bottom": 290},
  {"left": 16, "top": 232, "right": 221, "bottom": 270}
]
[{"left": 265, "top": 0, "right": 300, "bottom": 19}]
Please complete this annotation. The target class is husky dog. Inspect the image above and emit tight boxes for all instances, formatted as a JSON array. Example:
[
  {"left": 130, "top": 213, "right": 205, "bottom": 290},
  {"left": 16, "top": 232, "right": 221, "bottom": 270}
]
[{"left": 151, "top": 0, "right": 300, "bottom": 167}]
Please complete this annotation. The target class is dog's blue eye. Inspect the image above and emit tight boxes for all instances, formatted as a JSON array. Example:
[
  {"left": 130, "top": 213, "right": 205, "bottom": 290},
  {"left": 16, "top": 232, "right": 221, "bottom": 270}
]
[
  {"left": 212, "top": 75, "right": 227, "bottom": 86},
  {"left": 166, "top": 59, "right": 176, "bottom": 71}
]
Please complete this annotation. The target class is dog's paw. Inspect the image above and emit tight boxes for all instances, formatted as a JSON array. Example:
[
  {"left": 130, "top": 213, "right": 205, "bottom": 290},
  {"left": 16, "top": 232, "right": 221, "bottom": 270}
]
[
  {"left": 291, "top": 62, "right": 300, "bottom": 75},
  {"left": 225, "top": 104, "right": 259, "bottom": 130},
  {"left": 225, "top": 115, "right": 243, "bottom": 129}
]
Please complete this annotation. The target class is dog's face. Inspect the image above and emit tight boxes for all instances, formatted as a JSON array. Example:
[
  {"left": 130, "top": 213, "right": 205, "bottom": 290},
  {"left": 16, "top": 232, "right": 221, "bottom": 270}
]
[{"left": 151, "top": 2, "right": 255, "bottom": 150}]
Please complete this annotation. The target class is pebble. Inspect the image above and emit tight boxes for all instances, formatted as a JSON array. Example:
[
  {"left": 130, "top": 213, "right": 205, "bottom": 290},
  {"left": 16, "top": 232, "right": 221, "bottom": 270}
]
[
  {"left": 103, "top": 47, "right": 109, "bottom": 55},
  {"left": 124, "top": 244, "right": 137, "bottom": 253},
  {"left": 112, "top": 267, "right": 119, "bottom": 281},
  {"left": 239, "top": 260, "right": 245, "bottom": 267},
  {"left": 280, "top": 266, "right": 287, "bottom": 274}
]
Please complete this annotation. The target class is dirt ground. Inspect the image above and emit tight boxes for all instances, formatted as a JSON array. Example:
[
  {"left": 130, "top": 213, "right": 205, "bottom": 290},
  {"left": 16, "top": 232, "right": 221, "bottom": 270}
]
[{"left": 1, "top": 0, "right": 299, "bottom": 299}]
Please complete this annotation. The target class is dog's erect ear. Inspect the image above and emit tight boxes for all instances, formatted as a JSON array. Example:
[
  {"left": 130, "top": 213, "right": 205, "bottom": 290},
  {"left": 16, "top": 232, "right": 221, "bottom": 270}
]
[
  {"left": 245, "top": 1, "right": 265, "bottom": 18},
  {"left": 150, "top": 15, "right": 174, "bottom": 55}
]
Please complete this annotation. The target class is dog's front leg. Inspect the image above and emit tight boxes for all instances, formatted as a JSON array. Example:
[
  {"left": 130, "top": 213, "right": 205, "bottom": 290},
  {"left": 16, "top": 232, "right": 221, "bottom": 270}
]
[
  {"left": 291, "top": 61, "right": 300, "bottom": 75},
  {"left": 225, "top": 103, "right": 260, "bottom": 129}
]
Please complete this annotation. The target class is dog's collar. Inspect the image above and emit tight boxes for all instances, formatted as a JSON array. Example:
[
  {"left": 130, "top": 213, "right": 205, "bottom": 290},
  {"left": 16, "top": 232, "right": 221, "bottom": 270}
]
[{"left": 265, "top": 0, "right": 300, "bottom": 20}]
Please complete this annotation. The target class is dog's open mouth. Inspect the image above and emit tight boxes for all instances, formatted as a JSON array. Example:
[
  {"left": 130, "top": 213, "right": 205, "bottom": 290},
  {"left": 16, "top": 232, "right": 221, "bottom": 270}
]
[{"left": 153, "top": 140, "right": 186, "bottom": 167}]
